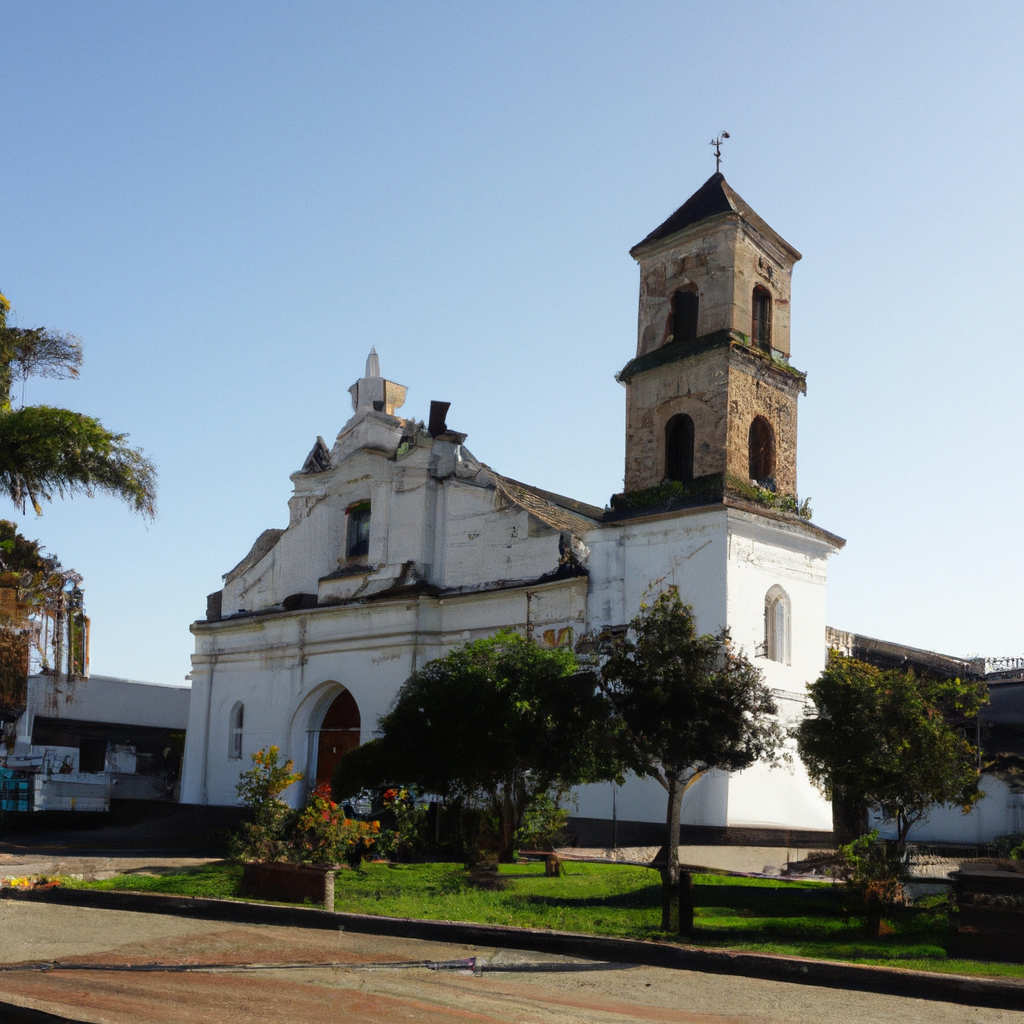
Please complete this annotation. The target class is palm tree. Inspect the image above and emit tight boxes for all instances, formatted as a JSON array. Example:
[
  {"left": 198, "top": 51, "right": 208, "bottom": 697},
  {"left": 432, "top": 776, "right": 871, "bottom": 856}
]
[{"left": 0, "top": 293, "right": 155, "bottom": 517}]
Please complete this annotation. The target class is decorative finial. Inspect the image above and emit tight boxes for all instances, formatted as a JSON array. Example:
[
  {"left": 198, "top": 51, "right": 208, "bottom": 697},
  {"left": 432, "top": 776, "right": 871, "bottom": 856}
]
[
  {"left": 365, "top": 346, "right": 380, "bottom": 379},
  {"left": 710, "top": 131, "right": 730, "bottom": 173}
]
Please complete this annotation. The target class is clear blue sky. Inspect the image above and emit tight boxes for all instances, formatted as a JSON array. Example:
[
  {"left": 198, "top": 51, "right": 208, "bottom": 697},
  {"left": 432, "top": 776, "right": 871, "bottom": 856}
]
[{"left": 2, "top": 1, "right": 1022, "bottom": 685}]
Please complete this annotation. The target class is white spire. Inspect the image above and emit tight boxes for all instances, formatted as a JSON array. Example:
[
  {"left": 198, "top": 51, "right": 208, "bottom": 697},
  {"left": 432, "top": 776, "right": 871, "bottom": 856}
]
[
  {"left": 365, "top": 346, "right": 380, "bottom": 379},
  {"left": 348, "top": 347, "right": 406, "bottom": 416}
]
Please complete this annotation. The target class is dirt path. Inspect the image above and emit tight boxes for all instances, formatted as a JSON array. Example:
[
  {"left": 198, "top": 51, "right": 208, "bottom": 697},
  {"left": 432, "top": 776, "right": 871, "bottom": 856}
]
[
  {"left": 0, "top": 902, "right": 1017, "bottom": 1024},
  {"left": 0, "top": 851, "right": 218, "bottom": 881}
]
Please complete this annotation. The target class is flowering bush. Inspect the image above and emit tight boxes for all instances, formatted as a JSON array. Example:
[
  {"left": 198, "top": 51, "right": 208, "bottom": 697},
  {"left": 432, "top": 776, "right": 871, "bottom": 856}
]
[
  {"left": 229, "top": 746, "right": 303, "bottom": 863},
  {"left": 232, "top": 749, "right": 383, "bottom": 869},
  {"left": 376, "top": 787, "right": 427, "bottom": 862},
  {"left": 292, "top": 782, "right": 381, "bottom": 868}
]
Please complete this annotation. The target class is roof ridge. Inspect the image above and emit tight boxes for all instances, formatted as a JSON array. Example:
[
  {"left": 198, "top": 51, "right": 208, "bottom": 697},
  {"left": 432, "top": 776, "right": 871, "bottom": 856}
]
[
  {"left": 490, "top": 473, "right": 601, "bottom": 534},
  {"left": 631, "top": 173, "right": 800, "bottom": 260}
]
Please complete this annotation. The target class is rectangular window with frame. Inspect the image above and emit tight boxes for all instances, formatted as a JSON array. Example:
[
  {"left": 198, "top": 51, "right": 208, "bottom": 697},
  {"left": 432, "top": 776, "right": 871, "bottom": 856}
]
[{"left": 347, "top": 502, "right": 371, "bottom": 558}]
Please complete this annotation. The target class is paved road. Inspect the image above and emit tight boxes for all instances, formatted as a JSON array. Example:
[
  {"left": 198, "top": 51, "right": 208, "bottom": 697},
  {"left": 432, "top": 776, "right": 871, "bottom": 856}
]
[{"left": 0, "top": 902, "right": 1018, "bottom": 1024}]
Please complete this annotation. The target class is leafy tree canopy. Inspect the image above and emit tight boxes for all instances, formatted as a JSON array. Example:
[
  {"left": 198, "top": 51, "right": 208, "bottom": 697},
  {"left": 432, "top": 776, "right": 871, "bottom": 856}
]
[
  {"left": 597, "top": 588, "right": 784, "bottom": 931},
  {"left": 333, "top": 629, "right": 625, "bottom": 861},
  {"left": 0, "top": 292, "right": 155, "bottom": 517},
  {"left": 795, "top": 654, "right": 988, "bottom": 857},
  {"left": 598, "top": 588, "right": 783, "bottom": 786}
]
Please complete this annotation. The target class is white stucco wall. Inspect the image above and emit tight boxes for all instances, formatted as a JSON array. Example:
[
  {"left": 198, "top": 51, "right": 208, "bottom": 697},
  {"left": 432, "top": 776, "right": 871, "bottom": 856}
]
[
  {"left": 723, "top": 509, "right": 835, "bottom": 830},
  {"left": 577, "top": 504, "right": 836, "bottom": 831},
  {"left": 871, "top": 775, "right": 1021, "bottom": 846},
  {"left": 181, "top": 577, "right": 589, "bottom": 808}
]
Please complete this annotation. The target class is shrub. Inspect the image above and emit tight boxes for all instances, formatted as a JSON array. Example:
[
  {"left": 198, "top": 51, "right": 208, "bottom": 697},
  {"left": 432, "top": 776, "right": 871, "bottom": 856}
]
[
  {"left": 835, "top": 830, "right": 910, "bottom": 936},
  {"left": 515, "top": 792, "right": 570, "bottom": 851},
  {"left": 375, "top": 787, "right": 427, "bottom": 863},
  {"left": 992, "top": 834, "right": 1024, "bottom": 859},
  {"left": 231, "top": 749, "right": 381, "bottom": 869},
  {"left": 229, "top": 746, "right": 303, "bottom": 863},
  {"left": 291, "top": 782, "right": 381, "bottom": 868}
]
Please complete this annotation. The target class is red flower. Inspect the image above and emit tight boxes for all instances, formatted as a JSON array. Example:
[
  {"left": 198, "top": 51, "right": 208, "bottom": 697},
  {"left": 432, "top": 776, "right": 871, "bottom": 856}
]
[{"left": 383, "top": 788, "right": 398, "bottom": 802}]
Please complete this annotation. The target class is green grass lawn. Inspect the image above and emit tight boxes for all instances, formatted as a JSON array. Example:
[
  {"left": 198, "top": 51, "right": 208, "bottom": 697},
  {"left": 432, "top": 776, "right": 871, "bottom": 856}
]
[{"left": 66, "top": 861, "right": 1024, "bottom": 979}]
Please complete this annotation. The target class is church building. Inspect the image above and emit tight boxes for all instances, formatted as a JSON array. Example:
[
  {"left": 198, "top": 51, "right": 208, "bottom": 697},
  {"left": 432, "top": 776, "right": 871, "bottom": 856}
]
[{"left": 180, "top": 173, "right": 845, "bottom": 837}]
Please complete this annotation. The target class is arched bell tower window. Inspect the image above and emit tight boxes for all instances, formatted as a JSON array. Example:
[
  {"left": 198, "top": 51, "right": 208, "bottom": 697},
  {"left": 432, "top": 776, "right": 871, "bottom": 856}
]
[
  {"left": 752, "top": 286, "right": 772, "bottom": 351},
  {"left": 665, "top": 414, "right": 694, "bottom": 483},
  {"left": 229, "top": 702, "right": 244, "bottom": 760},
  {"left": 672, "top": 290, "right": 699, "bottom": 344},
  {"left": 748, "top": 416, "right": 775, "bottom": 485},
  {"left": 764, "top": 585, "right": 790, "bottom": 664}
]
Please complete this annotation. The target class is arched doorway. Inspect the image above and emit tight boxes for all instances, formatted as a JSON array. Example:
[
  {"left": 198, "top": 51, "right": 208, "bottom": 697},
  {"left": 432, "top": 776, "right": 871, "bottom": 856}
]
[{"left": 315, "top": 689, "right": 361, "bottom": 787}]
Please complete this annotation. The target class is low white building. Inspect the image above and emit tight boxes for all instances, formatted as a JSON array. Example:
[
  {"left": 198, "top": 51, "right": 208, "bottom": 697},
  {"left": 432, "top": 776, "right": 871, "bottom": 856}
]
[
  {"left": 181, "top": 173, "right": 845, "bottom": 838},
  {"left": 4, "top": 673, "right": 190, "bottom": 811}
]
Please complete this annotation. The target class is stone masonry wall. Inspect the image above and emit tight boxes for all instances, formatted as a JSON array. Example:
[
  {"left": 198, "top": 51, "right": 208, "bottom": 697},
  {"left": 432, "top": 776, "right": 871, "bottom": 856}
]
[
  {"left": 624, "top": 346, "right": 731, "bottom": 491},
  {"left": 634, "top": 218, "right": 796, "bottom": 361},
  {"left": 725, "top": 356, "right": 799, "bottom": 497},
  {"left": 624, "top": 345, "right": 800, "bottom": 495},
  {"left": 636, "top": 225, "right": 737, "bottom": 358}
]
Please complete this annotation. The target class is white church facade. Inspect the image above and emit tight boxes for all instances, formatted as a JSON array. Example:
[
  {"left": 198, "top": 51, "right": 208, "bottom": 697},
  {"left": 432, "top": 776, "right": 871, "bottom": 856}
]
[{"left": 180, "top": 173, "right": 845, "bottom": 836}]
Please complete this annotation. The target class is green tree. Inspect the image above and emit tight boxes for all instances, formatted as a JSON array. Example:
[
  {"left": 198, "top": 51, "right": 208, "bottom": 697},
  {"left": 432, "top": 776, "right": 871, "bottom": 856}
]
[
  {"left": 0, "top": 292, "right": 155, "bottom": 516},
  {"left": 333, "top": 629, "right": 624, "bottom": 862},
  {"left": 795, "top": 654, "right": 987, "bottom": 861},
  {"left": 597, "top": 588, "right": 784, "bottom": 933}
]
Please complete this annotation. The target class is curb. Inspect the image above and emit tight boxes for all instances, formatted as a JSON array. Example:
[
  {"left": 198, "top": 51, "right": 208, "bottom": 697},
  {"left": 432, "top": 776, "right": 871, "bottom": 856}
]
[
  {"left": 3, "top": 886, "right": 1023, "bottom": 1011},
  {"left": 0, "top": 995, "right": 92, "bottom": 1024}
]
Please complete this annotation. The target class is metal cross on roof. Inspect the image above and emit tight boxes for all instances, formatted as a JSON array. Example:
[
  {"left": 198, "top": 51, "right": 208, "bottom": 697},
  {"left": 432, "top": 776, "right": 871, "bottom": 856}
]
[{"left": 710, "top": 131, "right": 730, "bottom": 172}]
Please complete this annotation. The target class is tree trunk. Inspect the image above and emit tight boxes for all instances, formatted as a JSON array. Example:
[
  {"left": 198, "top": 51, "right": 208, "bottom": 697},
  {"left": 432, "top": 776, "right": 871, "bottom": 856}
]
[
  {"left": 679, "top": 869, "right": 694, "bottom": 936},
  {"left": 660, "top": 771, "right": 683, "bottom": 931},
  {"left": 831, "top": 787, "right": 866, "bottom": 844},
  {"left": 498, "top": 787, "right": 516, "bottom": 863},
  {"left": 896, "top": 810, "right": 916, "bottom": 875}
]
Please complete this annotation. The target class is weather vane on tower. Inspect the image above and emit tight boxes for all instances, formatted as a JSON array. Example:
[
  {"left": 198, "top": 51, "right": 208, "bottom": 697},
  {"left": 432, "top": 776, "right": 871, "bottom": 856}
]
[{"left": 710, "top": 131, "right": 730, "bottom": 173}]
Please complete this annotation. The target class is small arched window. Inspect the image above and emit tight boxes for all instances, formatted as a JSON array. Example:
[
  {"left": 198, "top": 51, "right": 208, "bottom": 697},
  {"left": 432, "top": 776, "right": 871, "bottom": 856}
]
[
  {"left": 229, "top": 702, "right": 244, "bottom": 760},
  {"left": 347, "top": 502, "right": 371, "bottom": 558},
  {"left": 752, "top": 286, "right": 772, "bottom": 351},
  {"left": 765, "top": 585, "right": 790, "bottom": 664},
  {"left": 748, "top": 416, "right": 775, "bottom": 485},
  {"left": 665, "top": 414, "right": 695, "bottom": 483},
  {"left": 672, "top": 290, "right": 699, "bottom": 344}
]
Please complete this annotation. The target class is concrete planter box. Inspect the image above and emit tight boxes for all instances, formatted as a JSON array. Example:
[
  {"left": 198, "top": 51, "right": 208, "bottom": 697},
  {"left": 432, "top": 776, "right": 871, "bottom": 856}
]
[
  {"left": 948, "top": 861, "right": 1024, "bottom": 963},
  {"left": 239, "top": 862, "right": 336, "bottom": 911}
]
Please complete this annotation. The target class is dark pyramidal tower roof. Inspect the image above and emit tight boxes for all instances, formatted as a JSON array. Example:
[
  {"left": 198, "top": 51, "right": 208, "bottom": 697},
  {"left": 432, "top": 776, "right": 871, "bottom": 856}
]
[{"left": 631, "top": 172, "right": 800, "bottom": 259}]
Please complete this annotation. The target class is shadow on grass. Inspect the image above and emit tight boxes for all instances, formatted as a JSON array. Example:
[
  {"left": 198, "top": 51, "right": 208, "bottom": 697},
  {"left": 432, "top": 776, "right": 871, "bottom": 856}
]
[
  {"left": 465, "top": 870, "right": 513, "bottom": 892},
  {"left": 518, "top": 884, "right": 662, "bottom": 911},
  {"left": 518, "top": 882, "right": 835, "bottom": 915},
  {"left": 691, "top": 884, "right": 841, "bottom": 916}
]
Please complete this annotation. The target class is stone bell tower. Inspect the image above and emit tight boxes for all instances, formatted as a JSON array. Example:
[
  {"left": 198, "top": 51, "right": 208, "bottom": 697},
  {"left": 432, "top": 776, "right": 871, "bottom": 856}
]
[{"left": 618, "top": 173, "right": 805, "bottom": 499}]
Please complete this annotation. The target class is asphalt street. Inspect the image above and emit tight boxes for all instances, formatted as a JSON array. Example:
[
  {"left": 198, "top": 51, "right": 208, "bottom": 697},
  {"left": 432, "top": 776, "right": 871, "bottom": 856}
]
[{"left": 0, "top": 902, "right": 1019, "bottom": 1024}]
